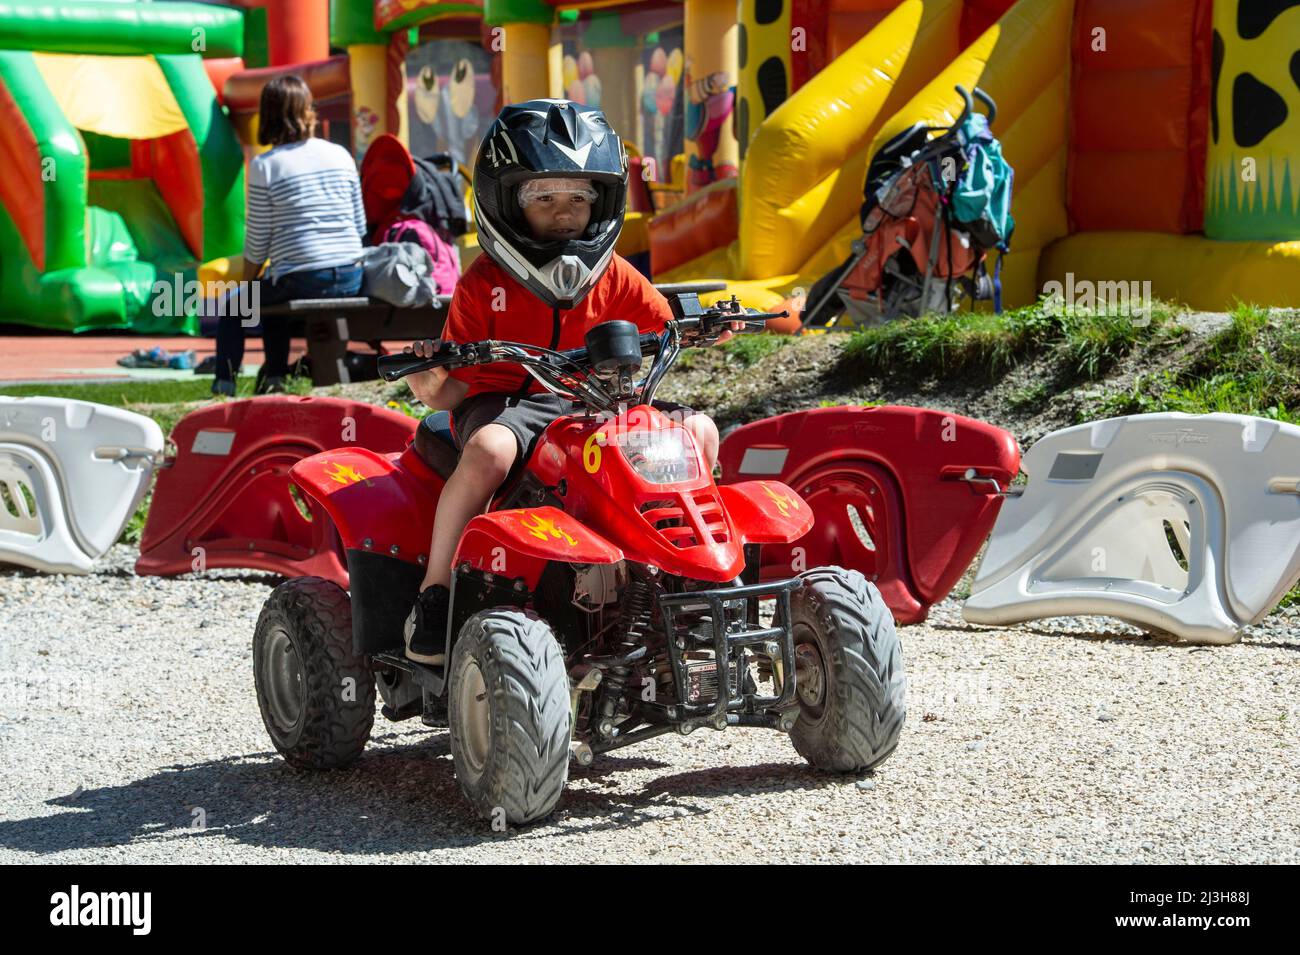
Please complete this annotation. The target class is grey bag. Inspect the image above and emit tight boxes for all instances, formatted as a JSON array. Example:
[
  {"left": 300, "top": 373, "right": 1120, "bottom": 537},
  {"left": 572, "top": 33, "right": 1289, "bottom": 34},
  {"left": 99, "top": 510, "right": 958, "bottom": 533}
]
[{"left": 360, "top": 242, "right": 437, "bottom": 308}]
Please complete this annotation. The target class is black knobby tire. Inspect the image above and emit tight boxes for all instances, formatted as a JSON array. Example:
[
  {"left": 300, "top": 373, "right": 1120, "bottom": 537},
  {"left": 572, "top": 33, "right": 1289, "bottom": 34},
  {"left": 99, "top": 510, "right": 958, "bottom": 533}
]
[
  {"left": 253, "top": 576, "right": 375, "bottom": 769},
  {"left": 788, "top": 566, "right": 906, "bottom": 772},
  {"left": 448, "top": 608, "right": 571, "bottom": 825}
]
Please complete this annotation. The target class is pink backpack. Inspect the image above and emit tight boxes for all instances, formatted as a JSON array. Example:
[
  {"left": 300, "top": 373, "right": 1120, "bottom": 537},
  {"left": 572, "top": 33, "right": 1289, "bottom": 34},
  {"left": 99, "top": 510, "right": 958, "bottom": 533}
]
[{"left": 381, "top": 218, "right": 460, "bottom": 295}]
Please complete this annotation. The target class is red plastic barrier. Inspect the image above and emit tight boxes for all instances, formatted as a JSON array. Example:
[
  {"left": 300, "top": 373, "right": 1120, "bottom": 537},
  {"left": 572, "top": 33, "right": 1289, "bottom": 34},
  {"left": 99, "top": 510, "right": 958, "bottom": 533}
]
[
  {"left": 718, "top": 406, "right": 1020, "bottom": 624},
  {"left": 136, "top": 397, "right": 418, "bottom": 588}
]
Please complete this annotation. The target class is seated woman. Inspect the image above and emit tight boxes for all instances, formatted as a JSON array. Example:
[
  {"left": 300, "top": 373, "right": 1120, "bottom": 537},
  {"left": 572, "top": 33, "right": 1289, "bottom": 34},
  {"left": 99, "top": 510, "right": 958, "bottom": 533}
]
[{"left": 209, "top": 75, "right": 366, "bottom": 395}]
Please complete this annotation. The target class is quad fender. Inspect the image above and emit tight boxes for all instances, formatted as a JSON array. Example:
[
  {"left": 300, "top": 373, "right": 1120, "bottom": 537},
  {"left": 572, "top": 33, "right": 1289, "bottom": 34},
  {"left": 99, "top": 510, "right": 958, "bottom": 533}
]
[
  {"left": 455, "top": 507, "right": 624, "bottom": 590},
  {"left": 717, "top": 481, "right": 814, "bottom": 544},
  {"left": 719, "top": 405, "right": 1020, "bottom": 624},
  {"left": 1, "top": 397, "right": 162, "bottom": 574},
  {"left": 291, "top": 445, "right": 439, "bottom": 566},
  {"left": 136, "top": 397, "right": 417, "bottom": 587}
]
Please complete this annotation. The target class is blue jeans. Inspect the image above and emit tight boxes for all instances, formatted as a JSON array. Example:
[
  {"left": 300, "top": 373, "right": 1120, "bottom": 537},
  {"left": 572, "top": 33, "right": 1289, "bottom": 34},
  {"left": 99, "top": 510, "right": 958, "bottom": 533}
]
[{"left": 212, "top": 263, "right": 363, "bottom": 382}]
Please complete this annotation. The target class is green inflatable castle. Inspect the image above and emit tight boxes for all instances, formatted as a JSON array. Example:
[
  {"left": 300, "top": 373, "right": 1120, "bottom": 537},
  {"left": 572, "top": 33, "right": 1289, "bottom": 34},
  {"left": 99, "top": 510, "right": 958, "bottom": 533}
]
[{"left": 0, "top": 1, "right": 246, "bottom": 334}]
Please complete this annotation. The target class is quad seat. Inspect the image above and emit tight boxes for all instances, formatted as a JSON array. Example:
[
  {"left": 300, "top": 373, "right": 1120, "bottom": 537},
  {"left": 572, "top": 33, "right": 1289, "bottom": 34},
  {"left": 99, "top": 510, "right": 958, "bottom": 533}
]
[{"left": 413, "top": 411, "right": 459, "bottom": 480}]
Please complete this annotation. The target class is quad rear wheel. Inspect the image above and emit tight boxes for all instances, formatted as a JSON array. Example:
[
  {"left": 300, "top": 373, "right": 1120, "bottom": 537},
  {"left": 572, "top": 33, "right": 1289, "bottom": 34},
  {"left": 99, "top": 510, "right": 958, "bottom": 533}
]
[
  {"left": 789, "top": 566, "right": 906, "bottom": 772},
  {"left": 449, "top": 608, "right": 571, "bottom": 826},
  {"left": 253, "top": 576, "right": 375, "bottom": 769}
]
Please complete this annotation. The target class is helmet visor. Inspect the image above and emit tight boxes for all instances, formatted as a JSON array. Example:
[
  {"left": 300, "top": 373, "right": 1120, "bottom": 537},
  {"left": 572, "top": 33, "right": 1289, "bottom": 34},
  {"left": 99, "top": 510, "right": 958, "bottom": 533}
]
[{"left": 516, "top": 177, "right": 599, "bottom": 208}]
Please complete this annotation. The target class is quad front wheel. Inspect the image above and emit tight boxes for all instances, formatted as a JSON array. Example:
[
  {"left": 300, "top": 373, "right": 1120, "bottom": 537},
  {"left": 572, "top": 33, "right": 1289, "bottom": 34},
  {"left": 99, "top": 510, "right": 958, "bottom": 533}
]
[
  {"left": 788, "top": 566, "right": 906, "bottom": 772},
  {"left": 448, "top": 608, "right": 571, "bottom": 825}
]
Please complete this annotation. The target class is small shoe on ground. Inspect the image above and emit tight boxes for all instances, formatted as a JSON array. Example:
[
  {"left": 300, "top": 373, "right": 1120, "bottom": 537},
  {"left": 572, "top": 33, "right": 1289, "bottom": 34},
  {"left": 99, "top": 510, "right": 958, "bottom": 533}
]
[
  {"left": 211, "top": 378, "right": 236, "bottom": 397},
  {"left": 117, "top": 346, "right": 171, "bottom": 369},
  {"left": 404, "top": 584, "right": 450, "bottom": 665},
  {"left": 194, "top": 355, "right": 235, "bottom": 376}
]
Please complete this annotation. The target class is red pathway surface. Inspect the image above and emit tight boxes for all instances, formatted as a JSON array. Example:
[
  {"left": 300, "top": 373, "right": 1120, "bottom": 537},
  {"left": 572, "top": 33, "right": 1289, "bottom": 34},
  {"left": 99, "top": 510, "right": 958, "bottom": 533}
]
[{"left": 0, "top": 333, "right": 294, "bottom": 383}]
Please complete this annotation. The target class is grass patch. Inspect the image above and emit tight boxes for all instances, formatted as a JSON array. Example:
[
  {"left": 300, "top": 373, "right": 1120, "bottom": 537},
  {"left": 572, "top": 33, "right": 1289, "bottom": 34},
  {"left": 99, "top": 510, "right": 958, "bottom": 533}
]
[
  {"left": 0, "top": 377, "right": 258, "bottom": 405},
  {"left": 720, "top": 332, "right": 791, "bottom": 367},
  {"left": 118, "top": 493, "right": 150, "bottom": 546},
  {"left": 1082, "top": 305, "right": 1300, "bottom": 425},
  {"left": 839, "top": 298, "right": 1180, "bottom": 383},
  {"left": 1008, "top": 381, "right": 1050, "bottom": 411},
  {"left": 383, "top": 397, "right": 426, "bottom": 419}
]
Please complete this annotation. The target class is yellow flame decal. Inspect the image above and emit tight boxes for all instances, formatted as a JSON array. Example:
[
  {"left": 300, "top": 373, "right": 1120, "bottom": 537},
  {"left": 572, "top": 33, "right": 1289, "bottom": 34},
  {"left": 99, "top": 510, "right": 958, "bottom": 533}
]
[
  {"left": 518, "top": 511, "right": 578, "bottom": 547},
  {"left": 324, "top": 462, "right": 365, "bottom": 486},
  {"left": 760, "top": 481, "right": 800, "bottom": 517}
]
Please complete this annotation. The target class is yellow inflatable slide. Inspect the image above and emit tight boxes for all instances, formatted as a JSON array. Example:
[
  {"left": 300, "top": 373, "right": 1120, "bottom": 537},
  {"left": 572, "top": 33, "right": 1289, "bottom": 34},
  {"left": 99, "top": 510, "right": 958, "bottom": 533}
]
[{"left": 658, "top": 0, "right": 1300, "bottom": 314}]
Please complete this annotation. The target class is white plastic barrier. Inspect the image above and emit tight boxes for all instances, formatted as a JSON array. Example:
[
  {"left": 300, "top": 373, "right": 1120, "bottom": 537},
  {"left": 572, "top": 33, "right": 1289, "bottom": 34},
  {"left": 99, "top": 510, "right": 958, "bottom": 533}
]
[
  {"left": 963, "top": 413, "right": 1300, "bottom": 644},
  {"left": 0, "top": 397, "right": 164, "bottom": 575}
]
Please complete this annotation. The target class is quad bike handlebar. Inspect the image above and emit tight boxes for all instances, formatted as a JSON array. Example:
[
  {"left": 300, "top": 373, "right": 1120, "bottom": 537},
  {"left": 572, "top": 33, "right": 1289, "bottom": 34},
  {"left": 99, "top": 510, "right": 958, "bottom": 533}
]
[{"left": 379, "top": 292, "right": 788, "bottom": 414}]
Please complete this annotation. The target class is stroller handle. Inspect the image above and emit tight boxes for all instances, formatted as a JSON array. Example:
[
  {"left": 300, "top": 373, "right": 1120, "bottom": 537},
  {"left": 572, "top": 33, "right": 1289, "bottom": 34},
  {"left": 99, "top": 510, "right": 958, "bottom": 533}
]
[{"left": 953, "top": 85, "right": 997, "bottom": 127}]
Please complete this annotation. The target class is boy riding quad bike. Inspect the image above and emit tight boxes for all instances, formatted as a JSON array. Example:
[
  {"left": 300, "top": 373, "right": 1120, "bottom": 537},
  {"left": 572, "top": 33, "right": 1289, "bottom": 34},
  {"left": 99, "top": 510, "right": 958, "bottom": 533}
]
[
  {"left": 252, "top": 292, "right": 907, "bottom": 824},
  {"left": 396, "top": 100, "right": 743, "bottom": 671},
  {"left": 252, "top": 102, "right": 906, "bottom": 826}
]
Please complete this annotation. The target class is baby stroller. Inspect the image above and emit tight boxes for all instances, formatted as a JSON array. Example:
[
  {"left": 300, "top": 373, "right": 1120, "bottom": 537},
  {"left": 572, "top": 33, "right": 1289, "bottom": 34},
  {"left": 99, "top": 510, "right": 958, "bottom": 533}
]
[{"left": 801, "top": 86, "right": 1014, "bottom": 330}]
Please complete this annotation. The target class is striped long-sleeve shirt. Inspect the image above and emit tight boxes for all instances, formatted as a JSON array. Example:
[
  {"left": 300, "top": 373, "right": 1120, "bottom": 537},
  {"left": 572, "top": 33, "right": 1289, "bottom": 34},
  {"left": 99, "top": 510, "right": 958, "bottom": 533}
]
[{"left": 244, "top": 137, "right": 367, "bottom": 282}]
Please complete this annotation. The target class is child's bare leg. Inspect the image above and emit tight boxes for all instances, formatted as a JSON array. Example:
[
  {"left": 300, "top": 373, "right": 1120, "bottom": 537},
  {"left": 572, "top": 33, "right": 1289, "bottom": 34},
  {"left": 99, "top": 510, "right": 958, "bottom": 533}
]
[
  {"left": 682, "top": 413, "right": 720, "bottom": 472},
  {"left": 421, "top": 424, "right": 518, "bottom": 590}
]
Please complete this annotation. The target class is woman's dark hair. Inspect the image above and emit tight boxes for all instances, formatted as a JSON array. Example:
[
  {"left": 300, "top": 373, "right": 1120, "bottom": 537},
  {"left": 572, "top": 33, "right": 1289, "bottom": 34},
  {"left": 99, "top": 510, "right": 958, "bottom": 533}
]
[{"left": 258, "top": 75, "right": 316, "bottom": 147}]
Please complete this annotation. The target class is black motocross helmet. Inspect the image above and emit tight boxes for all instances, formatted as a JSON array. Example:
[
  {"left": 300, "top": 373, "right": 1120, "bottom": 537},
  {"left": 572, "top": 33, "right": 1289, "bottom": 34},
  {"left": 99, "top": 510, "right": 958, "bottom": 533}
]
[{"left": 472, "top": 99, "right": 628, "bottom": 309}]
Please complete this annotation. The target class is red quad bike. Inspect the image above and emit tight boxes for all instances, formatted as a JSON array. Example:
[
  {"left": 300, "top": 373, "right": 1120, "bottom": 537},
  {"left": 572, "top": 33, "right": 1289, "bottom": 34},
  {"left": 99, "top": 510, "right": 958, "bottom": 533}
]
[{"left": 252, "top": 291, "right": 907, "bottom": 825}]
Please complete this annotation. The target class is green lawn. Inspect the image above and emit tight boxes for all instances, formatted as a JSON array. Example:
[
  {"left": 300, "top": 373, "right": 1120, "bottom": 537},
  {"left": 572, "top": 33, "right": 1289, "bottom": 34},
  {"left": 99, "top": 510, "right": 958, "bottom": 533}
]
[{"left": 0, "top": 377, "right": 260, "bottom": 405}]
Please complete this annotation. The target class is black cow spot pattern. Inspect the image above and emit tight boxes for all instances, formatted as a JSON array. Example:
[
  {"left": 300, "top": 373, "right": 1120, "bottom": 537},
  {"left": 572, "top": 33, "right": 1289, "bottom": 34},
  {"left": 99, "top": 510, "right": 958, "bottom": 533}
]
[
  {"left": 756, "top": 55, "right": 788, "bottom": 115},
  {"left": 1233, "top": 72, "right": 1289, "bottom": 147},
  {"left": 1237, "top": 0, "right": 1300, "bottom": 41},
  {"left": 1211, "top": 28, "right": 1224, "bottom": 144},
  {"left": 755, "top": 0, "right": 783, "bottom": 27}
]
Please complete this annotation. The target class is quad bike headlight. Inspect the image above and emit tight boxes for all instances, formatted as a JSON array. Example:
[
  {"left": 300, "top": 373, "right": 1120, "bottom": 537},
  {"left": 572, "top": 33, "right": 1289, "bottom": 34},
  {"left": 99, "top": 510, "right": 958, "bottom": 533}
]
[{"left": 620, "top": 429, "right": 700, "bottom": 485}]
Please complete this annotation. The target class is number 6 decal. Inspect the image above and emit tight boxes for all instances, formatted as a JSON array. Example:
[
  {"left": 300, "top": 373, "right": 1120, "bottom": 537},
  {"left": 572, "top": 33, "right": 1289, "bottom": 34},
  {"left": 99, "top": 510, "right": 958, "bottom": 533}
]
[{"left": 583, "top": 431, "right": 605, "bottom": 474}]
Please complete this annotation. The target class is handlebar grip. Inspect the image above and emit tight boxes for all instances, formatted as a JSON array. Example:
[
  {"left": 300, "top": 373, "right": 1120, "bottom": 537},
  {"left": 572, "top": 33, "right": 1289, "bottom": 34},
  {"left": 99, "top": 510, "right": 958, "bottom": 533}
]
[{"left": 378, "top": 349, "right": 462, "bottom": 382}]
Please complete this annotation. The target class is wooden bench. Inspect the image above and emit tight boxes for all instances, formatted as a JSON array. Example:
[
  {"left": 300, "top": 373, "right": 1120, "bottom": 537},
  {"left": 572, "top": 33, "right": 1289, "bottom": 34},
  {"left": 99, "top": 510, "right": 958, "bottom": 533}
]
[
  {"left": 260, "top": 296, "right": 450, "bottom": 385},
  {"left": 261, "top": 282, "right": 725, "bottom": 387}
]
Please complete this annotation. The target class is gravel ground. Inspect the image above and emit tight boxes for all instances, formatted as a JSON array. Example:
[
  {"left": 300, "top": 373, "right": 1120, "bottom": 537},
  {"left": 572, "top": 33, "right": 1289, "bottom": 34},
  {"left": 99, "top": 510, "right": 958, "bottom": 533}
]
[{"left": 1, "top": 545, "right": 1295, "bottom": 864}]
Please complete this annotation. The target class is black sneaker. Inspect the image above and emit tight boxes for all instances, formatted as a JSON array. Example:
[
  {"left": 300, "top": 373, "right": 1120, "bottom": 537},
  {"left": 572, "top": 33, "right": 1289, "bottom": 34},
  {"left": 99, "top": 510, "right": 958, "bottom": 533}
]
[{"left": 404, "top": 584, "right": 450, "bottom": 664}]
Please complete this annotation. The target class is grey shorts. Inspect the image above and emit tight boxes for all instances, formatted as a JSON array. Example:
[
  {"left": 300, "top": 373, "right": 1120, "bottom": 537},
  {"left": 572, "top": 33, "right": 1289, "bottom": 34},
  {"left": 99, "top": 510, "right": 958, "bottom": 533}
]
[{"left": 453, "top": 392, "right": 696, "bottom": 480}]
